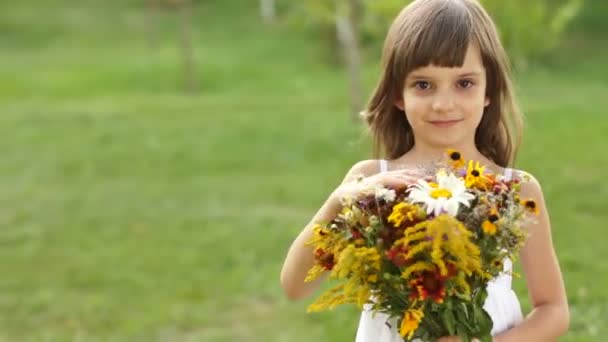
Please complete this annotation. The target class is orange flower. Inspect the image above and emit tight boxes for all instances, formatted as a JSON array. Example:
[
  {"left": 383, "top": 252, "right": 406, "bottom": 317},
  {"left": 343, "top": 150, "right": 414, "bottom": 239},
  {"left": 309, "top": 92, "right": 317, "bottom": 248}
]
[
  {"left": 400, "top": 308, "right": 425, "bottom": 339},
  {"left": 482, "top": 220, "right": 497, "bottom": 235}
]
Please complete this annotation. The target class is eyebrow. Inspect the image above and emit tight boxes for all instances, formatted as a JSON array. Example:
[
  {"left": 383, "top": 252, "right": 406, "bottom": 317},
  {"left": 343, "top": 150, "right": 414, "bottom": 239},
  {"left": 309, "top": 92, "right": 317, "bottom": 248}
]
[
  {"left": 457, "top": 71, "right": 483, "bottom": 77},
  {"left": 407, "top": 71, "right": 483, "bottom": 79}
]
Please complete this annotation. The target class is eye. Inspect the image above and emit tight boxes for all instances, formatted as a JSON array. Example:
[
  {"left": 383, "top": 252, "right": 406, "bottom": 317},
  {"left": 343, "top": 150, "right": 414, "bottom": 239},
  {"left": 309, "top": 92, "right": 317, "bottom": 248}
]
[
  {"left": 457, "top": 79, "right": 474, "bottom": 89},
  {"left": 414, "top": 81, "right": 432, "bottom": 90}
]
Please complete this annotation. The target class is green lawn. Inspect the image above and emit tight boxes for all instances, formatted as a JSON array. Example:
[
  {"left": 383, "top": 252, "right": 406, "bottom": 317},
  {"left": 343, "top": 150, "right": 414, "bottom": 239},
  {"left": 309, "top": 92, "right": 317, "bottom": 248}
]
[{"left": 0, "top": 1, "right": 606, "bottom": 341}]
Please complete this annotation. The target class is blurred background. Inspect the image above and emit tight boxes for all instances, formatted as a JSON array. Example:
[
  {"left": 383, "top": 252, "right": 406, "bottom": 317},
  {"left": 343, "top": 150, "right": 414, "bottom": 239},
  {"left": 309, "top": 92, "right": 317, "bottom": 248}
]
[{"left": 0, "top": 0, "right": 606, "bottom": 341}]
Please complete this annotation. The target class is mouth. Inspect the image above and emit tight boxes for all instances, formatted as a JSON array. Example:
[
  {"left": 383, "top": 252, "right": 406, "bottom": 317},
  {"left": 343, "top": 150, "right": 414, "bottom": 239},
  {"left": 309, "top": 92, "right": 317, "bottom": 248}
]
[{"left": 427, "top": 119, "right": 463, "bottom": 128}]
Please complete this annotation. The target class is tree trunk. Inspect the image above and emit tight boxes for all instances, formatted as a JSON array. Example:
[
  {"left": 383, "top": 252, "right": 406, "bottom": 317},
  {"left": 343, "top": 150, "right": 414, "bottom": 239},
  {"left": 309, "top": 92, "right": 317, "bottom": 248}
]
[
  {"left": 260, "top": 0, "right": 276, "bottom": 23},
  {"left": 349, "top": 0, "right": 364, "bottom": 37},
  {"left": 145, "top": 0, "right": 160, "bottom": 50},
  {"left": 177, "top": 0, "right": 197, "bottom": 92},
  {"left": 335, "top": 0, "right": 363, "bottom": 120}
]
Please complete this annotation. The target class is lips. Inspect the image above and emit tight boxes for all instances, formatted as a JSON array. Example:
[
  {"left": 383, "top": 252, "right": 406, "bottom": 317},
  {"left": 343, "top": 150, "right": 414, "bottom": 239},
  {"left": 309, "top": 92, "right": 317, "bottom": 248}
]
[{"left": 428, "top": 119, "right": 463, "bottom": 128}]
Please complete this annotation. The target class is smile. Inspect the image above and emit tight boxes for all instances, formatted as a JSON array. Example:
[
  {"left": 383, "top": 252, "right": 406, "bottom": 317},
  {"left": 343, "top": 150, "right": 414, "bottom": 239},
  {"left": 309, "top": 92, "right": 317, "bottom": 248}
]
[{"left": 427, "top": 119, "right": 463, "bottom": 128}]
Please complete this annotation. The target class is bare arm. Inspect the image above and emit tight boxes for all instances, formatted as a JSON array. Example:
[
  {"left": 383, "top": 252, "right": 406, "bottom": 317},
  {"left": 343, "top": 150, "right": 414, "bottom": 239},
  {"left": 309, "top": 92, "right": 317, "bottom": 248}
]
[
  {"left": 279, "top": 160, "right": 423, "bottom": 300},
  {"left": 279, "top": 192, "right": 340, "bottom": 300},
  {"left": 493, "top": 173, "right": 570, "bottom": 341},
  {"left": 279, "top": 160, "right": 374, "bottom": 300},
  {"left": 438, "top": 173, "right": 570, "bottom": 342}
]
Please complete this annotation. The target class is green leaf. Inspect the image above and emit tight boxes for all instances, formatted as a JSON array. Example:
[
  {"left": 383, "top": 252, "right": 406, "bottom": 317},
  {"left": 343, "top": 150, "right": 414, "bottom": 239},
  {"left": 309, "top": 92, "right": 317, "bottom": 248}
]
[
  {"left": 472, "top": 304, "right": 493, "bottom": 337},
  {"left": 478, "top": 334, "right": 493, "bottom": 342},
  {"left": 442, "top": 308, "right": 456, "bottom": 336},
  {"left": 474, "top": 288, "right": 489, "bottom": 306},
  {"left": 455, "top": 303, "right": 476, "bottom": 332},
  {"left": 460, "top": 302, "right": 470, "bottom": 320},
  {"left": 459, "top": 332, "right": 472, "bottom": 342}
]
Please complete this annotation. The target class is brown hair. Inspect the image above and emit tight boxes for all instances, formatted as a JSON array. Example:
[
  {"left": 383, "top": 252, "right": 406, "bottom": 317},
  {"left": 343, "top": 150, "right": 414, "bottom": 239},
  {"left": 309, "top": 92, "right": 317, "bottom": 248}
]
[{"left": 362, "top": 0, "right": 523, "bottom": 167}]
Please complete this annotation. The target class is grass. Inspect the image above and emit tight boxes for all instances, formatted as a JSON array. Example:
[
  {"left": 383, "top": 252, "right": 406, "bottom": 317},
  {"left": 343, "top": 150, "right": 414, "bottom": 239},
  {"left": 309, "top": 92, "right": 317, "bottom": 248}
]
[{"left": 0, "top": 1, "right": 606, "bottom": 341}]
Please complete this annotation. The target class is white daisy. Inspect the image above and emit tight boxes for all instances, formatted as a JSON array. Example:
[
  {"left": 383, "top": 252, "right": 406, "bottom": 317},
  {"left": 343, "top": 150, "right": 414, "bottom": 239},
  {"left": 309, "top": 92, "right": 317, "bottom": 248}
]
[{"left": 408, "top": 171, "right": 474, "bottom": 217}]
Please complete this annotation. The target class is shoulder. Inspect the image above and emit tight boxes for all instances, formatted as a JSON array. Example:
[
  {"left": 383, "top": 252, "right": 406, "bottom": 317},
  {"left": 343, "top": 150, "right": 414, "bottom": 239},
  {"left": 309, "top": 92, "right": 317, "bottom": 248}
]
[
  {"left": 511, "top": 169, "right": 545, "bottom": 202},
  {"left": 341, "top": 159, "right": 383, "bottom": 184}
]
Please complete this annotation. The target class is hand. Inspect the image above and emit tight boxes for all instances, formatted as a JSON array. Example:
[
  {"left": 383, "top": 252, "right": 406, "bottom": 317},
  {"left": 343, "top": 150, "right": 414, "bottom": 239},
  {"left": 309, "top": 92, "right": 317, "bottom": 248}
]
[
  {"left": 436, "top": 337, "right": 482, "bottom": 342},
  {"left": 437, "top": 337, "right": 461, "bottom": 342},
  {"left": 363, "top": 168, "right": 426, "bottom": 187},
  {"left": 335, "top": 169, "right": 425, "bottom": 200}
]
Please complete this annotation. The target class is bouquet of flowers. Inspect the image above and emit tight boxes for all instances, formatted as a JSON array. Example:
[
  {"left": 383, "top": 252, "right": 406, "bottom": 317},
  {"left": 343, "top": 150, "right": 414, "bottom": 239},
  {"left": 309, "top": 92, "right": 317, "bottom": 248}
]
[{"left": 305, "top": 150, "right": 538, "bottom": 342}]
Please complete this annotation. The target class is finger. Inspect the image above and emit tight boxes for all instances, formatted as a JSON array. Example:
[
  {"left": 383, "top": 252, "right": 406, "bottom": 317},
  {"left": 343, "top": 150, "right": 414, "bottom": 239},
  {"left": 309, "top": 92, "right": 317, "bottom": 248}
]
[
  {"left": 396, "top": 170, "right": 423, "bottom": 178},
  {"left": 386, "top": 169, "right": 424, "bottom": 176},
  {"left": 388, "top": 174, "right": 420, "bottom": 183},
  {"left": 381, "top": 176, "right": 416, "bottom": 188}
]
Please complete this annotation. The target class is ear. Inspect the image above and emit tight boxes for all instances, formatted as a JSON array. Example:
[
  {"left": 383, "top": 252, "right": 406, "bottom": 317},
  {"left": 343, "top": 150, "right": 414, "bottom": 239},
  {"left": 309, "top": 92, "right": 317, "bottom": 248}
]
[
  {"left": 484, "top": 96, "right": 490, "bottom": 107},
  {"left": 395, "top": 98, "right": 405, "bottom": 111}
]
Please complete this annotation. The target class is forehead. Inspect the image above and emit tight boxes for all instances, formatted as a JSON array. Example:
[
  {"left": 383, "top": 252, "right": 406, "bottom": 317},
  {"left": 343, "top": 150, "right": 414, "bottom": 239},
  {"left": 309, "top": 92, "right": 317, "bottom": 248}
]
[{"left": 408, "top": 42, "right": 485, "bottom": 77}]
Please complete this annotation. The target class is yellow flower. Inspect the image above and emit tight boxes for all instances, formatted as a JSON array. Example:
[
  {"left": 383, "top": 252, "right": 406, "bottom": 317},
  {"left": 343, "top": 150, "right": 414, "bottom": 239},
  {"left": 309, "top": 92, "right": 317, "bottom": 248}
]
[
  {"left": 400, "top": 308, "right": 424, "bottom": 339},
  {"left": 396, "top": 214, "right": 482, "bottom": 281},
  {"left": 307, "top": 224, "right": 335, "bottom": 249},
  {"left": 333, "top": 245, "right": 381, "bottom": 281},
  {"left": 307, "top": 284, "right": 347, "bottom": 312},
  {"left": 308, "top": 245, "right": 383, "bottom": 312},
  {"left": 388, "top": 202, "right": 425, "bottom": 227},
  {"left": 400, "top": 260, "right": 435, "bottom": 279},
  {"left": 305, "top": 264, "right": 327, "bottom": 283},
  {"left": 482, "top": 220, "right": 497, "bottom": 235},
  {"left": 521, "top": 198, "right": 540, "bottom": 215},
  {"left": 482, "top": 208, "right": 499, "bottom": 235},
  {"left": 446, "top": 149, "right": 465, "bottom": 169},
  {"left": 305, "top": 224, "right": 349, "bottom": 282},
  {"left": 430, "top": 188, "right": 452, "bottom": 199},
  {"left": 465, "top": 160, "right": 491, "bottom": 189},
  {"left": 454, "top": 272, "right": 471, "bottom": 295}
]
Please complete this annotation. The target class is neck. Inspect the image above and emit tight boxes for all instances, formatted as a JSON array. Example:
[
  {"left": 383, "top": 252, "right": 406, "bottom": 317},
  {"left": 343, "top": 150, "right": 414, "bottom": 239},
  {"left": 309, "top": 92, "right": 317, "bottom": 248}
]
[{"left": 407, "top": 143, "right": 486, "bottom": 165}]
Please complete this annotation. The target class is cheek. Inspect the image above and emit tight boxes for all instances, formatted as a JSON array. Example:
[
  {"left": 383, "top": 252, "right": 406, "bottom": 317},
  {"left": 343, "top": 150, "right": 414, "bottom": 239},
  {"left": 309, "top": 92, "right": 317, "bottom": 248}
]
[
  {"left": 464, "top": 99, "right": 484, "bottom": 114},
  {"left": 462, "top": 90, "right": 488, "bottom": 117},
  {"left": 402, "top": 93, "right": 428, "bottom": 120}
]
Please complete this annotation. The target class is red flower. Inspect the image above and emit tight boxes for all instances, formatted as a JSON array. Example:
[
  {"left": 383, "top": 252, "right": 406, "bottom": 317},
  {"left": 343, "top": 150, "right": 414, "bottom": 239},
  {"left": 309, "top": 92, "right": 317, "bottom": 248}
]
[
  {"left": 409, "top": 270, "right": 447, "bottom": 304},
  {"left": 446, "top": 262, "right": 458, "bottom": 277},
  {"left": 314, "top": 248, "right": 335, "bottom": 271},
  {"left": 386, "top": 245, "right": 410, "bottom": 267}
]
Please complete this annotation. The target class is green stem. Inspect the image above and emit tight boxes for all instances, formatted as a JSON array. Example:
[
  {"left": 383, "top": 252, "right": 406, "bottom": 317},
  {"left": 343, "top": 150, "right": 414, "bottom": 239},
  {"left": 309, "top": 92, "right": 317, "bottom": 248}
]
[{"left": 422, "top": 313, "right": 445, "bottom": 338}]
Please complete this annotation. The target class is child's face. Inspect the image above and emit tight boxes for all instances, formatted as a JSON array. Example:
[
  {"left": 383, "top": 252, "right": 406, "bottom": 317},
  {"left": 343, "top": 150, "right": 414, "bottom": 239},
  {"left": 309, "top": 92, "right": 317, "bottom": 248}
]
[{"left": 396, "top": 42, "right": 490, "bottom": 151}]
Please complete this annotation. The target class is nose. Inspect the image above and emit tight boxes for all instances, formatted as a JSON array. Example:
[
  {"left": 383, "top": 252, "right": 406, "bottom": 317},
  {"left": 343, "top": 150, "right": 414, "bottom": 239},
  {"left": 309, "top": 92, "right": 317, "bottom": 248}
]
[{"left": 431, "top": 91, "right": 456, "bottom": 113}]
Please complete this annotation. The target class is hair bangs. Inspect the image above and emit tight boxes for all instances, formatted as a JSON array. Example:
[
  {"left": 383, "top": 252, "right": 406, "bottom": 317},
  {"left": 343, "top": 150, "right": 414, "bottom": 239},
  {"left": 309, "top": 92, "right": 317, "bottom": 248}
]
[{"left": 402, "top": 1, "right": 474, "bottom": 71}]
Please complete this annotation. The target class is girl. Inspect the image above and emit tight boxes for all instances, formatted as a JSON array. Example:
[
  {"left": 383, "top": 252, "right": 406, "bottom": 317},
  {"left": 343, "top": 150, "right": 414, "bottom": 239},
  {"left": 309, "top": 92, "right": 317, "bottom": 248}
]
[{"left": 280, "top": 0, "right": 569, "bottom": 341}]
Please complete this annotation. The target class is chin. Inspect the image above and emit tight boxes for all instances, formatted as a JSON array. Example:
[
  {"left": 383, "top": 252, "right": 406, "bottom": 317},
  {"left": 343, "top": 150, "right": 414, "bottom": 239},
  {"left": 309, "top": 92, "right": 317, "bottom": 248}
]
[
  {"left": 420, "top": 131, "right": 474, "bottom": 149},
  {"left": 426, "top": 138, "right": 466, "bottom": 150}
]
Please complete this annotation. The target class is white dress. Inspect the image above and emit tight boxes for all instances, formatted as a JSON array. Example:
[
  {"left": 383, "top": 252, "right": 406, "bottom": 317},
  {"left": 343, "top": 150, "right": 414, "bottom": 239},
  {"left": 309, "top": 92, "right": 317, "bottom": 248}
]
[{"left": 355, "top": 161, "right": 524, "bottom": 341}]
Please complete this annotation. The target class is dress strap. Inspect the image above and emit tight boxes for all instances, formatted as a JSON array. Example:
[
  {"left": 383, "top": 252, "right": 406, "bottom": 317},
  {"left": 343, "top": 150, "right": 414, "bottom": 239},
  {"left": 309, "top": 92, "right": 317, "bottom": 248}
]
[
  {"left": 503, "top": 167, "right": 513, "bottom": 182},
  {"left": 379, "top": 159, "right": 388, "bottom": 173}
]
